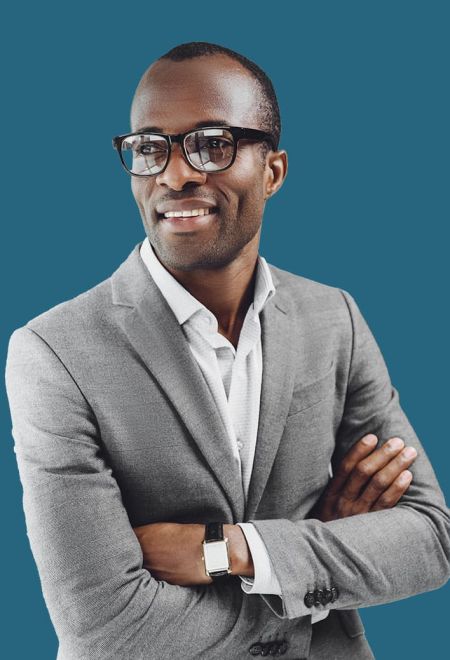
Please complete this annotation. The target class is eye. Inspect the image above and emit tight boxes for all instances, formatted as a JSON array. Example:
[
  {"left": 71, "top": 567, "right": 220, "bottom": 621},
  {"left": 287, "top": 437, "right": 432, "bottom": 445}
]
[
  {"left": 205, "top": 138, "right": 233, "bottom": 149},
  {"left": 137, "top": 143, "right": 166, "bottom": 156}
]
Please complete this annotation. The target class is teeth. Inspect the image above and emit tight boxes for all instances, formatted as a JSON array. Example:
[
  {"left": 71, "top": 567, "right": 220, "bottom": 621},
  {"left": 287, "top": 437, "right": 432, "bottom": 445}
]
[{"left": 163, "top": 208, "right": 213, "bottom": 218}]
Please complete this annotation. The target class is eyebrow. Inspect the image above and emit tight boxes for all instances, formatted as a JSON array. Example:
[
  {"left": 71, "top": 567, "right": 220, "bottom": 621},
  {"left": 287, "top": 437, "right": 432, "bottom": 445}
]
[{"left": 134, "top": 120, "right": 231, "bottom": 133}]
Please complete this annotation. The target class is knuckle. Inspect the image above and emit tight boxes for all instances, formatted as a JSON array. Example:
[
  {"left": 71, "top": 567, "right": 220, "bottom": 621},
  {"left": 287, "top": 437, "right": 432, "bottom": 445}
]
[
  {"left": 355, "top": 462, "right": 372, "bottom": 479},
  {"left": 340, "top": 460, "right": 353, "bottom": 474},
  {"left": 374, "top": 498, "right": 390, "bottom": 509},
  {"left": 336, "top": 500, "right": 349, "bottom": 517},
  {"left": 372, "top": 473, "right": 389, "bottom": 490}
]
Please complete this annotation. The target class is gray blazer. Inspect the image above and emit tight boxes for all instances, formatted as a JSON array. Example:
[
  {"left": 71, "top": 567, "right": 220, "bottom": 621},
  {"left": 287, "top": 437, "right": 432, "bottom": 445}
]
[{"left": 5, "top": 241, "right": 450, "bottom": 659}]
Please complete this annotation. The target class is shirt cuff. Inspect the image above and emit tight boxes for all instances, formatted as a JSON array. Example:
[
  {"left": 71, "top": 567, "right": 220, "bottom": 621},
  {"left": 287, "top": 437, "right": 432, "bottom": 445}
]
[{"left": 236, "top": 522, "right": 282, "bottom": 595}]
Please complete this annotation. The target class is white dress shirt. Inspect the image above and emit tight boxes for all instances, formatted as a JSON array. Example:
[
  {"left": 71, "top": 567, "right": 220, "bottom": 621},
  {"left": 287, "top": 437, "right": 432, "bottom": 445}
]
[{"left": 140, "top": 237, "right": 329, "bottom": 624}]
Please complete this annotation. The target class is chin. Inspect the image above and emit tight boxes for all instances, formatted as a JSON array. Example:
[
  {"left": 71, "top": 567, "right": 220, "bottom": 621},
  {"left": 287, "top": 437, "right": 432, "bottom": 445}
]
[
  {"left": 167, "top": 256, "right": 226, "bottom": 272},
  {"left": 151, "top": 238, "right": 232, "bottom": 271}
]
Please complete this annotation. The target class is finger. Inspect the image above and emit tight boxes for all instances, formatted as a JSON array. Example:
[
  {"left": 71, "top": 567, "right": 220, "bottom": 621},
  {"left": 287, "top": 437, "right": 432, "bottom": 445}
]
[
  {"left": 340, "top": 436, "right": 407, "bottom": 501},
  {"left": 371, "top": 470, "right": 413, "bottom": 511},
  {"left": 327, "top": 434, "right": 379, "bottom": 495},
  {"left": 355, "top": 446, "right": 417, "bottom": 509}
]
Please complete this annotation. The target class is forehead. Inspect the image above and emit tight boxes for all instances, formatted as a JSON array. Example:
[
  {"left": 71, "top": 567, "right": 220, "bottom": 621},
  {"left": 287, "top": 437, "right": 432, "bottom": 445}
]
[{"left": 131, "top": 54, "right": 262, "bottom": 133}]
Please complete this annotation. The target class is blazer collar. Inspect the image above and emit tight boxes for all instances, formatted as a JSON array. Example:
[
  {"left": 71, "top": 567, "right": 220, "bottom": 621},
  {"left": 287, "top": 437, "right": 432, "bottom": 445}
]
[{"left": 111, "top": 241, "right": 298, "bottom": 522}]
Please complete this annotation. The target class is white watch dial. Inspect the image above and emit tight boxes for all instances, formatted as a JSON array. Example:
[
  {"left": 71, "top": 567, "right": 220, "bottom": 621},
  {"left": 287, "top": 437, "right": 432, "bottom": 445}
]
[{"left": 203, "top": 539, "right": 229, "bottom": 572}]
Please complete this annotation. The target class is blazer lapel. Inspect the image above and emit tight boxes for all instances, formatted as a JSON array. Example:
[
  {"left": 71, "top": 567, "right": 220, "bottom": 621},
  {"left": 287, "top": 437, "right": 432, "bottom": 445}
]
[
  {"left": 110, "top": 243, "right": 245, "bottom": 522},
  {"left": 244, "top": 271, "right": 298, "bottom": 520}
]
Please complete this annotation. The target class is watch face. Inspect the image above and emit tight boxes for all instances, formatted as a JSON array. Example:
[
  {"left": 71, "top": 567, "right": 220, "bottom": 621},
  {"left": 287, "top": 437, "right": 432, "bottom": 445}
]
[{"left": 203, "top": 540, "right": 229, "bottom": 572}]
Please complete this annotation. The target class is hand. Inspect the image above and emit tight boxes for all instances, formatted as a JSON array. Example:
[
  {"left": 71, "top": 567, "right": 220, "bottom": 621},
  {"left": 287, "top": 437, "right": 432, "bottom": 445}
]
[
  {"left": 310, "top": 434, "right": 417, "bottom": 522},
  {"left": 133, "top": 522, "right": 212, "bottom": 586}
]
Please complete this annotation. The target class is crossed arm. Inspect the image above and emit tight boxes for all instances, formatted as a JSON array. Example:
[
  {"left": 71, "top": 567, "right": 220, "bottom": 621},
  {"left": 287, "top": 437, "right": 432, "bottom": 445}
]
[
  {"left": 6, "top": 291, "right": 449, "bottom": 657},
  {"left": 133, "top": 432, "right": 418, "bottom": 586}
]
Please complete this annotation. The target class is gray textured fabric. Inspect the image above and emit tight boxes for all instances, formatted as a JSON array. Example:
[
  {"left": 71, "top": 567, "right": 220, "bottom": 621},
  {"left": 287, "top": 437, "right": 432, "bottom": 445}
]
[{"left": 5, "top": 241, "right": 450, "bottom": 659}]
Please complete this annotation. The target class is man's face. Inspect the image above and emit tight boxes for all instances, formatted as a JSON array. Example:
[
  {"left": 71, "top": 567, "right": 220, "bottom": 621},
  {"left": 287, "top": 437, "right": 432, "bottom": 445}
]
[{"left": 130, "top": 55, "right": 273, "bottom": 271}]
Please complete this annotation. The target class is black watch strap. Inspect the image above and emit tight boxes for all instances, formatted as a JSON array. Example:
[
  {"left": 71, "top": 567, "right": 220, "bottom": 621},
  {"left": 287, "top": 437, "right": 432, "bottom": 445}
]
[
  {"left": 205, "top": 522, "right": 225, "bottom": 542},
  {"left": 204, "top": 522, "right": 230, "bottom": 582}
]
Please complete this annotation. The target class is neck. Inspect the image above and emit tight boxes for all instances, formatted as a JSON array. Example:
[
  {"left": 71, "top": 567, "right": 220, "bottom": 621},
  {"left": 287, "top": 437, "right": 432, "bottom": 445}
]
[{"left": 157, "top": 236, "right": 260, "bottom": 345}]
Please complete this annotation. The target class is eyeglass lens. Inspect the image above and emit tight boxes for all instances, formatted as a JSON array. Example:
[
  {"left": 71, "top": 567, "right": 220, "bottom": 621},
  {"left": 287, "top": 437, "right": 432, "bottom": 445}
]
[{"left": 120, "top": 128, "right": 235, "bottom": 175}]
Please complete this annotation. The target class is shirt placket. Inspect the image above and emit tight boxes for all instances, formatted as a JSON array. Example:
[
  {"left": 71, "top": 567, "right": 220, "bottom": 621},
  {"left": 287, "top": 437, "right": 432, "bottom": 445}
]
[
  {"left": 188, "top": 313, "right": 242, "bottom": 467},
  {"left": 227, "top": 312, "right": 262, "bottom": 497}
]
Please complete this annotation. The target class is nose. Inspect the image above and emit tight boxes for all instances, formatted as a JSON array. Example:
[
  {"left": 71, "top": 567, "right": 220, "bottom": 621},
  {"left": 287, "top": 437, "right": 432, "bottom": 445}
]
[{"left": 155, "top": 142, "right": 207, "bottom": 190}]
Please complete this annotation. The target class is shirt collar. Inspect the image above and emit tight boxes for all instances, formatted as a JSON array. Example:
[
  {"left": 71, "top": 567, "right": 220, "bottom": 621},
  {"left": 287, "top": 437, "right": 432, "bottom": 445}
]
[{"left": 139, "top": 236, "right": 276, "bottom": 326}]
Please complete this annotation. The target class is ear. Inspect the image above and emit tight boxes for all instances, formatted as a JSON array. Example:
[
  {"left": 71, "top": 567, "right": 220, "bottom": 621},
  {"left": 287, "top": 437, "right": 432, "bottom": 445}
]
[{"left": 264, "top": 150, "right": 288, "bottom": 200}]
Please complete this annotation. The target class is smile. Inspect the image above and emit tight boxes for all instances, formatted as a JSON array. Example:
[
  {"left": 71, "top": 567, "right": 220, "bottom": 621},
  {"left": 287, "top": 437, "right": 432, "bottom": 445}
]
[
  {"left": 162, "top": 207, "right": 215, "bottom": 219},
  {"left": 158, "top": 207, "right": 218, "bottom": 233}
]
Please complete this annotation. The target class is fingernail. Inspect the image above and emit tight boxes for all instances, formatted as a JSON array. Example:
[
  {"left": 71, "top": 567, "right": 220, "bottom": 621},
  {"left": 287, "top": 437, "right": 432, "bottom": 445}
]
[
  {"left": 362, "top": 435, "right": 377, "bottom": 445},
  {"left": 400, "top": 470, "right": 412, "bottom": 483},
  {"left": 403, "top": 447, "right": 417, "bottom": 459},
  {"left": 388, "top": 437, "right": 404, "bottom": 450}
]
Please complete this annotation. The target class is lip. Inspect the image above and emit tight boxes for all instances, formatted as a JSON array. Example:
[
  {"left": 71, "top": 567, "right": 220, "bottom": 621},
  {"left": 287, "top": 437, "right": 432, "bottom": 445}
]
[{"left": 156, "top": 198, "right": 217, "bottom": 217}]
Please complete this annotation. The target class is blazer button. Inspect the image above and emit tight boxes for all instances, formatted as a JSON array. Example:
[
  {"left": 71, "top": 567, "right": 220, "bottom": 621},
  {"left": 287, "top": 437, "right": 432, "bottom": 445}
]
[
  {"left": 249, "top": 643, "right": 263, "bottom": 655},
  {"left": 268, "top": 641, "right": 280, "bottom": 655},
  {"left": 313, "top": 589, "right": 324, "bottom": 606},
  {"left": 278, "top": 641, "right": 289, "bottom": 655},
  {"left": 331, "top": 586, "right": 339, "bottom": 602},
  {"left": 323, "top": 588, "right": 333, "bottom": 604},
  {"left": 304, "top": 591, "right": 315, "bottom": 608}
]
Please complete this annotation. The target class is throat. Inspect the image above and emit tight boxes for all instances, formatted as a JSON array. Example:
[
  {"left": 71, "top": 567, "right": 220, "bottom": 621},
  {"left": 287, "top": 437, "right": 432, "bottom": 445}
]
[{"left": 217, "top": 315, "right": 246, "bottom": 350}]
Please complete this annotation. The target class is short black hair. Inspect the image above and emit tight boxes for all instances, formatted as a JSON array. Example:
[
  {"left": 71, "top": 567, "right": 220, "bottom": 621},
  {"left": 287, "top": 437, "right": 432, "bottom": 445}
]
[{"left": 157, "top": 42, "right": 281, "bottom": 157}]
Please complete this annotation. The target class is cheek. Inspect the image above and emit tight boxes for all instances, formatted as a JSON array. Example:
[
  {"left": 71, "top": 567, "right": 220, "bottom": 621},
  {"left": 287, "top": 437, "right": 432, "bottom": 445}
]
[
  {"left": 227, "top": 156, "right": 266, "bottom": 213},
  {"left": 131, "top": 179, "right": 153, "bottom": 215},
  {"left": 131, "top": 177, "right": 145, "bottom": 201},
  {"left": 236, "top": 182, "right": 265, "bottom": 218}
]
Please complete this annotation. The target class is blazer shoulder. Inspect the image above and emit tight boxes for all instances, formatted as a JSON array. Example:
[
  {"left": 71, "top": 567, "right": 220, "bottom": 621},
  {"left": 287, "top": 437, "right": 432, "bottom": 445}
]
[
  {"left": 10, "top": 274, "right": 113, "bottom": 349},
  {"left": 268, "top": 262, "right": 352, "bottom": 312}
]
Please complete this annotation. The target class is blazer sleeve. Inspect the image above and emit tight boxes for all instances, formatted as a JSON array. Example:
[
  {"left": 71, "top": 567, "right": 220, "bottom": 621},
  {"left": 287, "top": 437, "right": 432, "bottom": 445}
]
[
  {"left": 237, "top": 523, "right": 330, "bottom": 625},
  {"left": 5, "top": 327, "right": 245, "bottom": 659},
  {"left": 249, "top": 289, "right": 450, "bottom": 620}
]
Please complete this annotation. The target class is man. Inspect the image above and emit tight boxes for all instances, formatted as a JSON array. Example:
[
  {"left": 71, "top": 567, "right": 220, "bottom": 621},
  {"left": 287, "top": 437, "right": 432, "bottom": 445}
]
[{"left": 5, "top": 42, "right": 449, "bottom": 659}]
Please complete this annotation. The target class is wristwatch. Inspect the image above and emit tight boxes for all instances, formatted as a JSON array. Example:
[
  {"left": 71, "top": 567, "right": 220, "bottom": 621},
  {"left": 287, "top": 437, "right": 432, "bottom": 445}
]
[{"left": 202, "top": 522, "right": 232, "bottom": 581}]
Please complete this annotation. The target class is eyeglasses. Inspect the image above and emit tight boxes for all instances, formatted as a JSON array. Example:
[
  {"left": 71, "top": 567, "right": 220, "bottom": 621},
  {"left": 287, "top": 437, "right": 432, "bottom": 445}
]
[{"left": 112, "top": 125, "right": 275, "bottom": 177}]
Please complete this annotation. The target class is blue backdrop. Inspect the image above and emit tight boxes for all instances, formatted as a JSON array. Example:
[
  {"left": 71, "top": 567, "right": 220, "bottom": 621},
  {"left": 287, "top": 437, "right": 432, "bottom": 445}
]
[{"left": 1, "top": 1, "right": 449, "bottom": 657}]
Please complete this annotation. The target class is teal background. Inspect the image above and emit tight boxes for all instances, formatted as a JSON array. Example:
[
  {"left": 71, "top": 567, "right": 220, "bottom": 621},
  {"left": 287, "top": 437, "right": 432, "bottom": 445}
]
[{"left": 1, "top": 1, "right": 449, "bottom": 657}]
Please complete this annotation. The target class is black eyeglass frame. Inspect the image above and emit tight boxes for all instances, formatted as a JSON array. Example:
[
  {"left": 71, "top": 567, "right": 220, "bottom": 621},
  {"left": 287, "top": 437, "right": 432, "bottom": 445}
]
[{"left": 112, "top": 126, "right": 276, "bottom": 177}]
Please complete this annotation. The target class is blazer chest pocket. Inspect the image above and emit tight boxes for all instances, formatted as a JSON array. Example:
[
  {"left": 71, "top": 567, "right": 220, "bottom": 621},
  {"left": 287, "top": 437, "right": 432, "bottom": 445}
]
[{"left": 287, "top": 361, "right": 336, "bottom": 418}]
